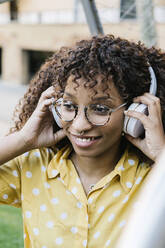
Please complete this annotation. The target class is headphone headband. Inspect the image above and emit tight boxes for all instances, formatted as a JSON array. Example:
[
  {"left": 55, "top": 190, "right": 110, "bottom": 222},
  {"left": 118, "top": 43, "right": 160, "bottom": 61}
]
[{"left": 148, "top": 66, "right": 157, "bottom": 95}]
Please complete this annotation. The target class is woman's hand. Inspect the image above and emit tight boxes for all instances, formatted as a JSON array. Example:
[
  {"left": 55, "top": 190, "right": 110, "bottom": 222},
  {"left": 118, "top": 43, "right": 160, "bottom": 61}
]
[
  {"left": 19, "top": 86, "right": 66, "bottom": 149},
  {"left": 124, "top": 93, "right": 165, "bottom": 161}
]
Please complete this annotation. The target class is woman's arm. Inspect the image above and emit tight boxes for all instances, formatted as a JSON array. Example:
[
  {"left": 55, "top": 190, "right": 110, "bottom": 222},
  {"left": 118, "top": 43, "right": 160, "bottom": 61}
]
[{"left": 0, "top": 131, "right": 31, "bottom": 165}]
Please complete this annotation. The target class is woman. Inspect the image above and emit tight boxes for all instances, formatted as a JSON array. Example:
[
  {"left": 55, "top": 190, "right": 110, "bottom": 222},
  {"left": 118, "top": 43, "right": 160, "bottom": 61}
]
[{"left": 0, "top": 35, "right": 165, "bottom": 247}]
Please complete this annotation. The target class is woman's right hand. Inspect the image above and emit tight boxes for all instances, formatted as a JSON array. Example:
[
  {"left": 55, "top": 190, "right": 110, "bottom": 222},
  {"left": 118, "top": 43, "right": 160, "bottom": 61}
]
[{"left": 19, "top": 86, "right": 66, "bottom": 150}]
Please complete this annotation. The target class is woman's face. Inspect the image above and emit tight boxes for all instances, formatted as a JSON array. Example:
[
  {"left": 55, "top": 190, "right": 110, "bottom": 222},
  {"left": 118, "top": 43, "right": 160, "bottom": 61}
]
[{"left": 61, "top": 76, "right": 126, "bottom": 158}]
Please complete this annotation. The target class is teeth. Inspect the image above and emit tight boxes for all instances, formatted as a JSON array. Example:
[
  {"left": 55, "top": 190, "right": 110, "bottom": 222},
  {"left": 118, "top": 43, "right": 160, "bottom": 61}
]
[{"left": 76, "top": 137, "right": 94, "bottom": 142}]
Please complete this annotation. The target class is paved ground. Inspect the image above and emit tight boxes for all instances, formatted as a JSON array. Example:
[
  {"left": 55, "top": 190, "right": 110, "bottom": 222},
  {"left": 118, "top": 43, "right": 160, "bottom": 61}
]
[{"left": 0, "top": 81, "right": 27, "bottom": 136}]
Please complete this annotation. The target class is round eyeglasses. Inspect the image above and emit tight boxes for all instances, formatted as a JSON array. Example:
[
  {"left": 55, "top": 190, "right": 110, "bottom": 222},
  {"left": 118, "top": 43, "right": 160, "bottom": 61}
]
[{"left": 53, "top": 98, "right": 127, "bottom": 126}]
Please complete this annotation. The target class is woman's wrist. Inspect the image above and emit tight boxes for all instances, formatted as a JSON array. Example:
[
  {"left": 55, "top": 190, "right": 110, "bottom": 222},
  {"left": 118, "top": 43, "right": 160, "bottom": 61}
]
[{"left": 18, "top": 129, "right": 37, "bottom": 151}]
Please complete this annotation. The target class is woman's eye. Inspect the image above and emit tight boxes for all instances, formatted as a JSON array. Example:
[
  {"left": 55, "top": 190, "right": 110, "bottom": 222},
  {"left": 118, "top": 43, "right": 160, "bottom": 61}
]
[
  {"left": 63, "top": 103, "right": 75, "bottom": 111},
  {"left": 91, "top": 105, "right": 110, "bottom": 115}
]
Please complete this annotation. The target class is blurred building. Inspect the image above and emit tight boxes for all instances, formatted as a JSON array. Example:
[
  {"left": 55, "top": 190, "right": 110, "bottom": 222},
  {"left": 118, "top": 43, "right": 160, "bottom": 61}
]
[{"left": 0, "top": 0, "right": 165, "bottom": 85}]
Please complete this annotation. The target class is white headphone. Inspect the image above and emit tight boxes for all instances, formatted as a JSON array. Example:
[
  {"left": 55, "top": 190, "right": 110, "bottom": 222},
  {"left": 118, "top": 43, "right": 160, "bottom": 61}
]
[
  {"left": 49, "top": 99, "right": 63, "bottom": 128},
  {"left": 123, "top": 66, "right": 157, "bottom": 138}
]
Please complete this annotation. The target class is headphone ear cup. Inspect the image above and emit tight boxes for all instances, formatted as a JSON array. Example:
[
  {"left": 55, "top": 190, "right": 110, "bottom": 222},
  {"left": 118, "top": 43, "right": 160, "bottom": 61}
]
[
  {"left": 49, "top": 105, "right": 63, "bottom": 128},
  {"left": 123, "top": 103, "right": 148, "bottom": 138}
]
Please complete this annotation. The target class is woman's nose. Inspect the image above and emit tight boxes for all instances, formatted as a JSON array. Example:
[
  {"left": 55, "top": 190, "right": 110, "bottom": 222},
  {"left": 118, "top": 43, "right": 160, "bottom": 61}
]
[{"left": 71, "top": 108, "right": 92, "bottom": 133}]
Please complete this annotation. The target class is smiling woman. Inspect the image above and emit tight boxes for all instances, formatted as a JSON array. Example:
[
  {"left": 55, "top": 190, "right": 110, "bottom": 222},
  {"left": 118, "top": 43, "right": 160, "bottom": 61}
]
[{"left": 0, "top": 35, "right": 165, "bottom": 247}]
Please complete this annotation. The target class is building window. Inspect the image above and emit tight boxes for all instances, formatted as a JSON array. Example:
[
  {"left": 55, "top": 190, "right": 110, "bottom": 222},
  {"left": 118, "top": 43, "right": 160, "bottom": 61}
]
[
  {"left": 25, "top": 50, "right": 53, "bottom": 83},
  {"left": 120, "top": 0, "right": 136, "bottom": 20},
  {"left": 10, "top": 0, "right": 18, "bottom": 21}
]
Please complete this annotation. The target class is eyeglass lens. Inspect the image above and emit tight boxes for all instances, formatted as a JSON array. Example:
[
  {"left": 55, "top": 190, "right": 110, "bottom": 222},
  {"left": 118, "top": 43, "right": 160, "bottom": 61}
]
[{"left": 55, "top": 102, "right": 109, "bottom": 125}]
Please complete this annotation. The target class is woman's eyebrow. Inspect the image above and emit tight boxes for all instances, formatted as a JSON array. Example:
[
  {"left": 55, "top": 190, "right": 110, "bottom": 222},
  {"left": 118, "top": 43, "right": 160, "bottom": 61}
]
[
  {"left": 64, "top": 92, "right": 115, "bottom": 101},
  {"left": 63, "top": 92, "right": 76, "bottom": 98},
  {"left": 92, "top": 96, "right": 114, "bottom": 101}
]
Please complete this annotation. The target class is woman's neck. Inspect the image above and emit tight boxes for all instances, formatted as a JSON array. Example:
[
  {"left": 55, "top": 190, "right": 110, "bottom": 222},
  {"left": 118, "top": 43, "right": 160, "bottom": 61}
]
[{"left": 71, "top": 140, "right": 125, "bottom": 194}]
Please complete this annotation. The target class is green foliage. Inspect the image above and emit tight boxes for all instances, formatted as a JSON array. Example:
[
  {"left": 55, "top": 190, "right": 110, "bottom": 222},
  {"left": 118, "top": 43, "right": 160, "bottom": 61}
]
[{"left": 0, "top": 205, "right": 24, "bottom": 248}]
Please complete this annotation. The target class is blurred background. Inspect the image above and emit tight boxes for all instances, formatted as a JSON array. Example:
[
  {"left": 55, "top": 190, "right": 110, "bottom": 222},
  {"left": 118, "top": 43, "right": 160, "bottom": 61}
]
[
  {"left": 0, "top": 0, "right": 165, "bottom": 137},
  {"left": 0, "top": 1, "right": 165, "bottom": 247}
]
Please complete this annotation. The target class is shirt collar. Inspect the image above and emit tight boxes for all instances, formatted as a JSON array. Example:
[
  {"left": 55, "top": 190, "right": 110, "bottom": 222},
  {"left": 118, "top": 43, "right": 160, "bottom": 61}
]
[
  {"left": 47, "top": 145, "right": 141, "bottom": 193},
  {"left": 47, "top": 145, "right": 72, "bottom": 179},
  {"left": 114, "top": 147, "right": 140, "bottom": 193}
]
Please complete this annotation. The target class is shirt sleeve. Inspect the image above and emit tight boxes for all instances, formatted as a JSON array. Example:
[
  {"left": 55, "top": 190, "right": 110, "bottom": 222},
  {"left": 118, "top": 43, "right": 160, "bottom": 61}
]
[{"left": 0, "top": 157, "right": 21, "bottom": 208}]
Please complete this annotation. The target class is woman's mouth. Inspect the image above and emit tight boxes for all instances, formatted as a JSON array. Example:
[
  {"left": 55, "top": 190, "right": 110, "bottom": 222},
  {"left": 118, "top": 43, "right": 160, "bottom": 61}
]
[{"left": 70, "top": 134, "right": 102, "bottom": 148}]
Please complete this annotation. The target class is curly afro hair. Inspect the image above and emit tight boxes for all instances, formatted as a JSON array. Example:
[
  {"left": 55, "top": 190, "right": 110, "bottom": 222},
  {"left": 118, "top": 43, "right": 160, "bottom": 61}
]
[{"left": 11, "top": 35, "right": 165, "bottom": 139}]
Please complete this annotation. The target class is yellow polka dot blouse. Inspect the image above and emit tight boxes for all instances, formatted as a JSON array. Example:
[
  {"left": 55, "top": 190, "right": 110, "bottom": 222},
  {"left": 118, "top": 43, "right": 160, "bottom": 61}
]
[{"left": 0, "top": 145, "right": 151, "bottom": 247}]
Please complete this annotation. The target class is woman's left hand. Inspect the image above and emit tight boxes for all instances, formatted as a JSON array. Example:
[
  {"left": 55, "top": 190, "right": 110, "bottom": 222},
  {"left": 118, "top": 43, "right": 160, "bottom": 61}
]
[{"left": 124, "top": 93, "right": 165, "bottom": 162}]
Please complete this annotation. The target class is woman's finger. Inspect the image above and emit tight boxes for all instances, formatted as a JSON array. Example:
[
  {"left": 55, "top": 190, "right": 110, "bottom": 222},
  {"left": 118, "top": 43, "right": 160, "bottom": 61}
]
[
  {"left": 133, "top": 94, "right": 162, "bottom": 120},
  {"left": 38, "top": 86, "right": 56, "bottom": 103},
  {"left": 125, "top": 134, "right": 144, "bottom": 150},
  {"left": 54, "top": 129, "right": 66, "bottom": 144},
  {"left": 124, "top": 110, "right": 150, "bottom": 129},
  {"left": 34, "top": 98, "right": 55, "bottom": 118}
]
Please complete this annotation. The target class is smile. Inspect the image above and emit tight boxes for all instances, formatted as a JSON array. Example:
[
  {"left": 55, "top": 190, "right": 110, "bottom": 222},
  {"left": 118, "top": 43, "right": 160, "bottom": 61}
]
[
  {"left": 76, "top": 137, "right": 97, "bottom": 142},
  {"left": 70, "top": 133, "right": 102, "bottom": 148}
]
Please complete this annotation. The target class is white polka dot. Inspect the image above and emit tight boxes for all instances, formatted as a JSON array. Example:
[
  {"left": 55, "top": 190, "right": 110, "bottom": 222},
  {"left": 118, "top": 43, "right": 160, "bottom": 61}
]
[
  {"left": 98, "top": 206, "right": 105, "bottom": 214},
  {"left": 94, "top": 231, "right": 100, "bottom": 239},
  {"left": 119, "top": 220, "right": 126, "bottom": 228},
  {"left": 57, "top": 177, "right": 63, "bottom": 182},
  {"left": 126, "top": 181, "right": 133, "bottom": 188},
  {"left": 118, "top": 165, "right": 125, "bottom": 171},
  {"left": 21, "top": 194, "right": 24, "bottom": 201},
  {"left": 77, "top": 202, "right": 82, "bottom": 208},
  {"left": 86, "top": 215, "right": 88, "bottom": 221},
  {"left": 24, "top": 233, "right": 26, "bottom": 239},
  {"left": 32, "top": 188, "right": 40, "bottom": 195},
  {"left": 26, "top": 171, "right": 32, "bottom": 178},
  {"left": 13, "top": 170, "right": 18, "bottom": 177},
  {"left": 113, "top": 190, "right": 121, "bottom": 197},
  {"left": 10, "top": 183, "right": 16, "bottom": 189},
  {"left": 71, "top": 226, "right": 78, "bottom": 234},
  {"left": 103, "top": 183, "right": 109, "bottom": 189},
  {"left": 46, "top": 221, "right": 54, "bottom": 228},
  {"left": 83, "top": 240, "right": 87, "bottom": 247},
  {"left": 12, "top": 199, "right": 19, "bottom": 204},
  {"left": 60, "top": 159, "right": 64, "bottom": 164},
  {"left": 122, "top": 195, "right": 129, "bottom": 204},
  {"left": 25, "top": 211, "right": 32, "bottom": 218},
  {"left": 47, "top": 148, "right": 52, "bottom": 153},
  {"left": 34, "top": 151, "right": 40, "bottom": 157},
  {"left": 33, "top": 228, "right": 39, "bottom": 235},
  {"left": 24, "top": 152, "right": 29, "bottom": 157},
  {"left": 128, "top": 159, "right": 135, "bottom": 166},
  {"left": 135, "top": 176, "right": 142, "bottom": 184},
  {"left": 51, "top": 198, "right": 59, "bottom": 205},
  {"left": 40, "top": 204, "right": 47, "bottom": 211},
  {"left": 88, "top": 197, "right": 93, "bottom": 204},
  {"left": 44, "top": 182, "right": 50, "bottom": 188},
  {"left": 3, "top": 194, "right": 8, "bottom": 199},
  {"left": 71, "top": 187, "right": 78, "bottom": 195},
  {"left": 105, "top": 239, "right": 111, "bottom": 246},
  {"left": 60, "top": 212, "right": 67, "bottom": 220},
  {"left": 51, "top": 169, "right": 58, "bottom": 177},
  {"left": 76, "top": 177, "right": 81, "bottom": 184},
  {"left": 66, "top": 190, "right": 71, "bottom": 195},
  {"left": 42, "top": 246, "right": 47, "bottom": 248},
  {"left": 55, "top": 237, "right": 63, "bottom": 245},
  {"left": 108, "top": 213, "right": 115, "bottom": 222},
  {"left": 88, "top": 223, "right": 90, "bottom": 229},
  {"left": 41, "top": 165, "right": 46, "bottom": 172}
]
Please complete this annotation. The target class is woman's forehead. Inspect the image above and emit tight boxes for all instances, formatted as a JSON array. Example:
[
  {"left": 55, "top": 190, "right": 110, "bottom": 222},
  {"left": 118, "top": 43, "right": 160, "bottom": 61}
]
[{"left": 64, "top": 76, "right": 123, "bottom": 104}]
